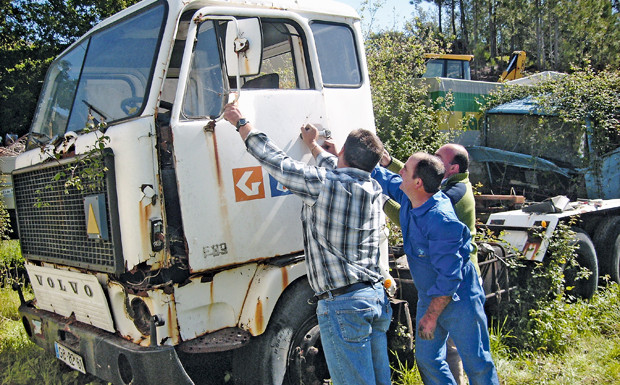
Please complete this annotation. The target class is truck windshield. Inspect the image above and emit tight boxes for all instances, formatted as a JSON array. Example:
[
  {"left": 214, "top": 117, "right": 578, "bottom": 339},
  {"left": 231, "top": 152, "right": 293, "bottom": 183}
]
[{"left": 29, "top": 3, "right": 166, "bottom": 142}]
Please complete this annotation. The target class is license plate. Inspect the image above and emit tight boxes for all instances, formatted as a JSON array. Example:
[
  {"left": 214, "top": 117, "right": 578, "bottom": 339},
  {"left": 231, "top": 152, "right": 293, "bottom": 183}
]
[{"left": 55, "top": 341, "right": 86, "bottom": 373}]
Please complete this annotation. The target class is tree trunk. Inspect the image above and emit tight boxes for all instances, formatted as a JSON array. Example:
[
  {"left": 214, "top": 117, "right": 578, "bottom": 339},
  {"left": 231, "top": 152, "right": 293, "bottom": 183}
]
[
  {"left": 536, "top": 0, "right": 543, "bottom": 69},
  {"left": 437, "top": 0, "right": 444, "bottom": 34},
  {"left": 472, "top": 0, "right": 479, "bottom": 76},
  {"left": 554, "top": 13, "right": 559, "bottom": 68},
  {"left": 489, "top": 0, "right": 497, "bottom": 59},
  {"left": 459, "top": 0, "right": 469, "bottom": 53},
  {"left": 451, "top": 0, "right": 457, "bottom": 36}
]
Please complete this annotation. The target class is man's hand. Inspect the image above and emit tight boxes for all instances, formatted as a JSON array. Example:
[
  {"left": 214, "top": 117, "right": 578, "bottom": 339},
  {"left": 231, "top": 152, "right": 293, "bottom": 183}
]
[
  {"left": 417, "top": 296, "right": 451, "bottom": 340},
  {"left": 380, "top": 149, "right": 392, "bottom": 167},
  {"left": 300, "top": 124, "right": 319, "bottom": 147},
  {"left": 417, "top": 312, "right": 438, "bottom": 340},
  {"left": 322, "top": 139, "right": 339, "bottom": 156},
  {"left": 223, "top": 103, "right": 243, "bottom": 126}
]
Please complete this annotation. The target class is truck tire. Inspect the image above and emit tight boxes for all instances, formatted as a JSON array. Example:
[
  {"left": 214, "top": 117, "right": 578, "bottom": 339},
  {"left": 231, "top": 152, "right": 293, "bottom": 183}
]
[
  {"left": 592, "top": 216, "right": 620, "bottom": 284},
  {"left": 232, "top": 278, "right": 329, "bottom": 385},
  {"left": 566, "top": 229, "right": 598, "bottom": 299}
]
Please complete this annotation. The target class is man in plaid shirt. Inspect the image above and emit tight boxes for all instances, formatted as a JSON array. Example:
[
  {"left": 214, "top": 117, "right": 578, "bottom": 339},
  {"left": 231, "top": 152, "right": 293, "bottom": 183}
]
[{"left": 224, "top": 103, "right": 392, "bottom": 385}]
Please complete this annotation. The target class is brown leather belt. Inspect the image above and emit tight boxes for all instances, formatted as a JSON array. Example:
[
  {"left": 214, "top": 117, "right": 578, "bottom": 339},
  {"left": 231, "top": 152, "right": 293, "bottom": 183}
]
[{"left": 314, "top": 281, "right": 373, "bottom": 301}]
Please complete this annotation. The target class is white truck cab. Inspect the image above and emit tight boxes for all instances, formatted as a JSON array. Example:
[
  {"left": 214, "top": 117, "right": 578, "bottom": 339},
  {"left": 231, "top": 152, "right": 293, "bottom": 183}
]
[{"left": 14, "top": 1, "right": 382, "bottom": 383}]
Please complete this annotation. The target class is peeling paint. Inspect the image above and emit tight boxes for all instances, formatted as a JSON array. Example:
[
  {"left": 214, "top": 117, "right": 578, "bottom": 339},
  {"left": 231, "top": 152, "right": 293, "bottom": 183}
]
[
  {"left": 281, "top": 266, "right": 289, "bottom": 289},
  {"left": 254, "top": 298, "right": 263, "bottom": 334},
  {"left": 138, "top": 197, "right": 153, "bottom": 256},
  {"left": 167, "top": 303, "right": 175, "bottom": 340}
]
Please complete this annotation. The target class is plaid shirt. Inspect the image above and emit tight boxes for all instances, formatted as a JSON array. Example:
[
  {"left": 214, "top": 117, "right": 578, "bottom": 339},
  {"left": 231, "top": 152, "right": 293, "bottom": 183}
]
[{"left": 245, "top": 130, "right": 384, "bottom": 294}]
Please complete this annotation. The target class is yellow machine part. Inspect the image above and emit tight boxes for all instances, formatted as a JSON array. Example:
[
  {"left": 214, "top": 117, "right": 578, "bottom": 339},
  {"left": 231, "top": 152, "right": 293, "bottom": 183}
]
[{"left": 500, "top": 51, "right": 526, "bottom": 81}]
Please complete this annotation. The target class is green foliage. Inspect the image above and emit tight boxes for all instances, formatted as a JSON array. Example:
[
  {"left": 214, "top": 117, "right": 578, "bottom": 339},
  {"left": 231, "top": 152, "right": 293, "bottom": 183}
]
[
  {"left": 0, "top": 199, "right": 12, "bottom": 240},
  {"left": 0, "top": 240, "right": 23, "bottom": 287},
  {"left": 1, "top": 286, "right": 104, "bottom": 385},
  {"left": 483, "top": 67, "right": 620, "bottom": 157},
  {"left": 490, "top": 284, "right": 620, "bottom": 385},
  {"left": 366, "top": 23, "right": 465, "bottom": 160},
  {"left": 0, "top": 296, "right": 98, "bottom": 385},
  {"left": 490, "top": 219, "right": 594, "bottom": 354},
  {"left": 0, "top": 282, "right": 28, "bottom": 321},
  {"left": 390, "top": 348, "right": 423, "bottom": 385},
  {"left": 60, "top": 128, "right": 110, "bottom": 194},
  {"left": 440, "top": 0, "right": 618, "bottom": 75},
  {"left": 34, "top": 127, "right": 110, "bottom": 209}
]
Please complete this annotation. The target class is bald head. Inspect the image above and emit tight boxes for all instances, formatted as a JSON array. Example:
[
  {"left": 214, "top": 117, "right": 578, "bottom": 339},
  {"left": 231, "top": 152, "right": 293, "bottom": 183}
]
[{"left": 435, "top": 143, "right": 469, "bottom": 178}]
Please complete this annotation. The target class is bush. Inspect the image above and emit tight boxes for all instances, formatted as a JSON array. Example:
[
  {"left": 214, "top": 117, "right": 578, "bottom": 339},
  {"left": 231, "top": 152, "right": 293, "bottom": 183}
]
[
  {"left": 490, "top": 218, "right": 592, "bottom": 354},
  {"left": 0, "top": 239, "right": 24, "bottom": 287}
]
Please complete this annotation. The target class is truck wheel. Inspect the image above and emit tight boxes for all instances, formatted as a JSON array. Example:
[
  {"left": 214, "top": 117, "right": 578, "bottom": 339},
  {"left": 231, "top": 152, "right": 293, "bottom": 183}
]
[
  {"left": 592, "top": 216, "right": 620, "bottom": 284},
  {"left": 232, "top": 278, "right": 329, "bottom": 385},
  {"left": 565, "top": 229, "right": 598, "bottom": 299}
]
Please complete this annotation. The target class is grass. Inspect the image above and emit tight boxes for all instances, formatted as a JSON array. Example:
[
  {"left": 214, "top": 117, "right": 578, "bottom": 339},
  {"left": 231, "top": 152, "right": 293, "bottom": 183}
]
[
  {"left": 0, "top": 241, "right": 101, "bottom": 385},
  {"left": 390, "top": 282, "right": 620, "bottom": 385},
  {"left": 0, "top": 287, "right": 102, "bottom": 385},
  {"left": 2, "top": 288, "right": 620, "bottom": 385}
]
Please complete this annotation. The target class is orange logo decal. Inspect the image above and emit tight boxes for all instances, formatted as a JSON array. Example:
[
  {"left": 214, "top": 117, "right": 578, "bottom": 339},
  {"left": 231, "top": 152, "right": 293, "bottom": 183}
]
[{"left": 232, "top": 166, "right": 265, "bottom": 202}]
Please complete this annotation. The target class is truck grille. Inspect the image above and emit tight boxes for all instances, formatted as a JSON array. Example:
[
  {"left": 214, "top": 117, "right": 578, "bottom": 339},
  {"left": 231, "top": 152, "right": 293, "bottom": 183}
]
[{"left": 13, "top": 152, "right": 123, "bottom": 274}]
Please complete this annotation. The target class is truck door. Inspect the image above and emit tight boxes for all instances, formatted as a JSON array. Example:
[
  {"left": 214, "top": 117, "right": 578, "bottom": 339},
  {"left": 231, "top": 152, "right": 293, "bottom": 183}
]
[{"left": 170, "top": 14, "right": 330, "bottom": 272}]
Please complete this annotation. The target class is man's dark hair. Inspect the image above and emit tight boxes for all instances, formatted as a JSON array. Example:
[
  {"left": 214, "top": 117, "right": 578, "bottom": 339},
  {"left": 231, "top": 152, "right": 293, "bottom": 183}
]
[
  {"left": 414, "top": 154, "right": 445, "bottom": 194},
  {"left": 343, "top": 129, "right": 384, "bottom": 172},
  {"left": 451, "top": 147, "right": 469, "bottom": 173}
]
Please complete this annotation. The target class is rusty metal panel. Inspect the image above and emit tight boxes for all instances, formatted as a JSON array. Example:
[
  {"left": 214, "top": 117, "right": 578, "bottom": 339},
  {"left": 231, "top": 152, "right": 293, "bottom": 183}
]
[
  {"left": 238, "top": 261, "right": 306, "bottom": 335},
  {"left": 108, "top": 281, "right": 181, "bottom": 346},
  {"left": 174, "top": 264, "right": 257, "bottom": 340}
]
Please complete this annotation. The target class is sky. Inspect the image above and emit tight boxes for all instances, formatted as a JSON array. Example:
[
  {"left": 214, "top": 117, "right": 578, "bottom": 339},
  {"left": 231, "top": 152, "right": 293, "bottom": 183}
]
[{"left": 336, "top": 0, "right": 433, "bottom": 33}]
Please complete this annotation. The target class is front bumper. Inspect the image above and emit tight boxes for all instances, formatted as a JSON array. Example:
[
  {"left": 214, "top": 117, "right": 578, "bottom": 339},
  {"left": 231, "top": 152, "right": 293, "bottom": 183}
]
[{"left": 19, "top": 303, "right": 193, "bottom": 385}]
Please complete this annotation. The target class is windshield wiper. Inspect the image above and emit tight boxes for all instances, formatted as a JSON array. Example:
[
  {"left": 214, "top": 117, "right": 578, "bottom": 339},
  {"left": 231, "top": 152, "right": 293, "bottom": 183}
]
[
  {"left": 28, "top": 132, "right": 52, "bottom": 146},
  {"left": 82, "top": 99, "right": 109, "bottom": 121}
]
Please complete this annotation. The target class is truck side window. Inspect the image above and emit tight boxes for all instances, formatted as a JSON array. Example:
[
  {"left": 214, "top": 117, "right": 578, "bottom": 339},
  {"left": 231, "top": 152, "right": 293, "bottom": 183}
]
[
  {"left": 225, "top": 20, "right": 309, "bottom": 90},
  {"left": 310, "top": 22, "right": 361, "bottom": 87},
  {"left": 182, "top": 20, "right": 226, "bottom": 119},
  {"left": 241, "top": 21, "right": 307, "bottom": 90}
]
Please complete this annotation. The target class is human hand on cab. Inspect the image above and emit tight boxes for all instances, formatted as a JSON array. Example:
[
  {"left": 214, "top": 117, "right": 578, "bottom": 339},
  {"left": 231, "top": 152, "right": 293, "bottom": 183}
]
[
  {"left": 300, "top": 124, "right": 319, "bottom": 148},
  {"left": 322, "top": 139, "right": 339, "bottom": 156},
  {"left": 223, "top": 103, "right": 243, "bottom": 127}
]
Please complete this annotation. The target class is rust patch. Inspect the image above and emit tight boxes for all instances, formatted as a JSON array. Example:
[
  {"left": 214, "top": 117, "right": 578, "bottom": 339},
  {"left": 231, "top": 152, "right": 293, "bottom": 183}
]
[
  {"left": 208, "top": 130, "right": 232, "bottom": 247},
  {"left": 254, "top": 298, "right": 264, "bottom": 333},
  {"left": 212, "top": 131, "right": 223, "bottom": 187},
  {"left": 210, "top": 281, "right": 214, "bottom": 304},
  {"left": 139, "top": 200, "right": 153, "bottom": 253},
  {"left": 281, "top": 267, "right": 289, "bottom": 289},
  {"left": 243, "top": 57, "right": 251, "bottom": 74},
  {"left": 167, "top": 303, "right": 175, "bottom": 341}
]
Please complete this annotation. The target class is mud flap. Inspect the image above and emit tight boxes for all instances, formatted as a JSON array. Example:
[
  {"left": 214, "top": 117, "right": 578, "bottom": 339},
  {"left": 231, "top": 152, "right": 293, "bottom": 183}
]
[{"left": 387, "top": 298, "right": 414, "bottom": 354}]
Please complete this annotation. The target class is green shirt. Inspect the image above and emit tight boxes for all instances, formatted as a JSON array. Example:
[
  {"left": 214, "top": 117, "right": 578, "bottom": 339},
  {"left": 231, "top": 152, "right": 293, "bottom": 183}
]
[{"left": 383, "top": 157, "right": 480, "bottom": 274}]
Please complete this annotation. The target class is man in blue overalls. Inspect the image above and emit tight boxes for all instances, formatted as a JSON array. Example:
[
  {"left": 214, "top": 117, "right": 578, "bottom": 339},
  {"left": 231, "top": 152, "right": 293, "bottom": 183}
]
[{"left": 372, "top": 152, "right": 499, "bottom": 385}]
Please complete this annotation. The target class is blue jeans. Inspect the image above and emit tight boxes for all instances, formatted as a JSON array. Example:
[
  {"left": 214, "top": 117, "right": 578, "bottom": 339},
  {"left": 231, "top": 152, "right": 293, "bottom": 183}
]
[
  {"left": 316, "top": 282, "right": 393, "bottom": 385},
  {"left": 415, "top": 285, "right": 499, "bottom": 385}
]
